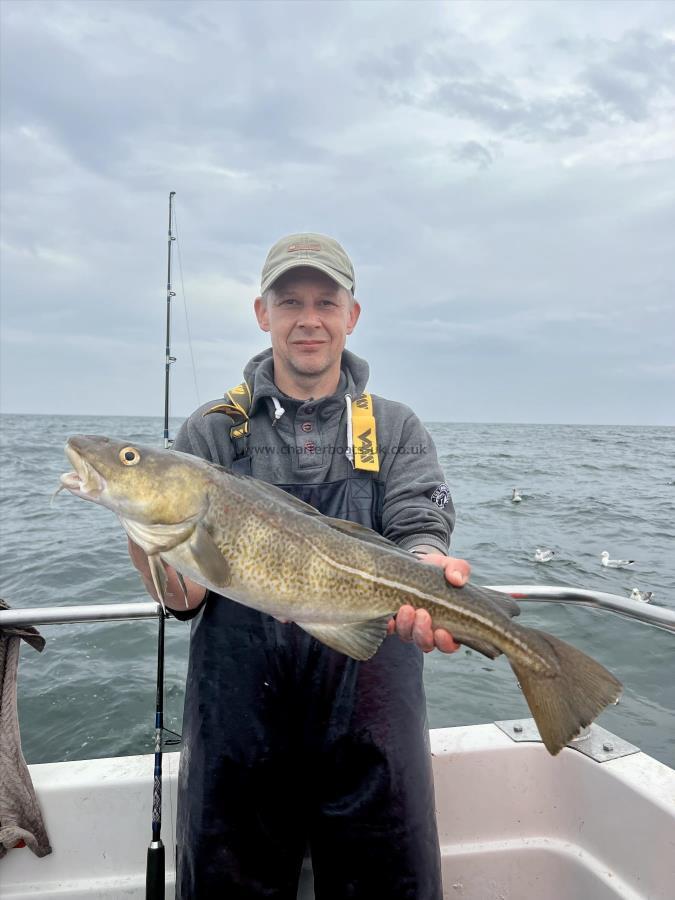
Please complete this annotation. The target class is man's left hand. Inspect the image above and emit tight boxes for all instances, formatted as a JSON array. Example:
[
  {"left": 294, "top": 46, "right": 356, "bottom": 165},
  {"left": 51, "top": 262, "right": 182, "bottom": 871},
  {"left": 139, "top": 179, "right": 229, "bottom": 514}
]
[{"left": 388, "top": 554, "right": 471, "bottom": 653}]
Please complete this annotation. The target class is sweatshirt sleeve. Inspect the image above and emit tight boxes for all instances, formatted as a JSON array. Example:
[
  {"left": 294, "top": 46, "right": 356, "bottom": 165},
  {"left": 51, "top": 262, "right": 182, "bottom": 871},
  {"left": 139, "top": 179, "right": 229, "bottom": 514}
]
[{"left": 380, "top": 409, "right": 455, "bottom": 555}]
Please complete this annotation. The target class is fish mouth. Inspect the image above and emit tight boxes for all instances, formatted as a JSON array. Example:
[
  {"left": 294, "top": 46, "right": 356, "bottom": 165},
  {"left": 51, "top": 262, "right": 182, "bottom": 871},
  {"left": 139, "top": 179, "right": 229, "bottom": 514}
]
[{"left": 58, "top": 443, "right": 106, "bottom": 498}]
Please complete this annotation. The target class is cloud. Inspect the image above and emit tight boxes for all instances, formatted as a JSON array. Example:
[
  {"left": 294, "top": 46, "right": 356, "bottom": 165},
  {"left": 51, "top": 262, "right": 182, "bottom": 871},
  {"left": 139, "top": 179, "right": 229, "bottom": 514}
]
[
  {"left": 451, "top": 140, "right": 498, "bottom": 169},
  {"left": 1, "top": 0, "right": 674, "bottom": 424},
  {"left": 365, "top": 28, "right": 675, "bottom": 143},
  {"left": 581, "top": 30, "right": 675, "bottom": 121}
]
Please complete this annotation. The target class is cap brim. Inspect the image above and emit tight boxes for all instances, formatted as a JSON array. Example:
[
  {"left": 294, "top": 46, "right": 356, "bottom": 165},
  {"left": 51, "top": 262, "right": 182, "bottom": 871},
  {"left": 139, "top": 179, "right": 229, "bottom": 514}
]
[{"left": 261, "top": 260, "right": 353, "bottom": 294}]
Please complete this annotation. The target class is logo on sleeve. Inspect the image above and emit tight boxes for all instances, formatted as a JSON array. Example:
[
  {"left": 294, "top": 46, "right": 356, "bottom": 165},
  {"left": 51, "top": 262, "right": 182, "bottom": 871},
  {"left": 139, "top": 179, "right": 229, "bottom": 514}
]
[{"left": 431, "top": 483, "right": 450, "bottom": 508}]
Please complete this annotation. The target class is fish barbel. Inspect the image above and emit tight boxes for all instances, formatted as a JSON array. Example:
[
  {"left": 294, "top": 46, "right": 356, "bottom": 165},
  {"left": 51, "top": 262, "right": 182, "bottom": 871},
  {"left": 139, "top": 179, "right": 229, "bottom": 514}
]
[{"left": 59, "top": 435, "right": 622, "bottom": 755}]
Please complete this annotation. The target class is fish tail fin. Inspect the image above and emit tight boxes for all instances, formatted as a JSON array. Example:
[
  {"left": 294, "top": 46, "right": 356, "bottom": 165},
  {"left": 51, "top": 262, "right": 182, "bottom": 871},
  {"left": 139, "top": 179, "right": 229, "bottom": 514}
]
[{"left": 509, "top": 628, "right": 622, "bottom": 755}]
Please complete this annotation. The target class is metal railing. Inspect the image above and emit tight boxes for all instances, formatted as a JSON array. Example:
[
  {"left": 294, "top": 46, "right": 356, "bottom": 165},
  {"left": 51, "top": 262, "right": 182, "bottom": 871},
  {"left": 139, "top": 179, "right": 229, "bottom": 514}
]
[
  {"left": 1, "top": 588, "right": 673, "bottom": 633},
  {"left": 0, "top": 601, "right": 160, "bottom": 628},
  {"left": 487, "top": 585, "right": 675, "bottom": 634}
]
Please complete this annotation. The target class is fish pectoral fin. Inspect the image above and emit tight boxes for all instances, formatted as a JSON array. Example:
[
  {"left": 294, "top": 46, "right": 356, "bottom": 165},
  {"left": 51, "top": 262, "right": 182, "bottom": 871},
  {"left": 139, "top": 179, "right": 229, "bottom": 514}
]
[
  {"left": 190, "top": 524, "right": 231, "bottom": 588},
  {"left": 148, "top": 554, "right": 168, "bottom": 613},
  {"left": 296, "top": 616, "right": 391, "bottom": 661}
]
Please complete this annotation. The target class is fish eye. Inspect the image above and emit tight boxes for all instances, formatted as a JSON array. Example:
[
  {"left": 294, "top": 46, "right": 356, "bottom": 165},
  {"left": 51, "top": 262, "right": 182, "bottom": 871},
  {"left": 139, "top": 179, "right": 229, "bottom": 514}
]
[{"left": 119, "top": 447, "right": 141, "bottom": 466}]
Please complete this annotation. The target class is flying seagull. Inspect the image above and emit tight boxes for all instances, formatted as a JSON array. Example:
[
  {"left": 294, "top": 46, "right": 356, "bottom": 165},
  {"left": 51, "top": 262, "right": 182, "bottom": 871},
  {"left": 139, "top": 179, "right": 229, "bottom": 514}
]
[{"left": 601, "top": 551, "right": 635, "bottom": 569}]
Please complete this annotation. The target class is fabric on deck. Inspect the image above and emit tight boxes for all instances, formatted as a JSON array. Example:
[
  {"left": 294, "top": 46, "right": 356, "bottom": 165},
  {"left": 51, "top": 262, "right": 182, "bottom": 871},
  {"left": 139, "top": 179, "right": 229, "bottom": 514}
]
[{"left": 0, "top": 598, "right": 51, "bottom": 859}]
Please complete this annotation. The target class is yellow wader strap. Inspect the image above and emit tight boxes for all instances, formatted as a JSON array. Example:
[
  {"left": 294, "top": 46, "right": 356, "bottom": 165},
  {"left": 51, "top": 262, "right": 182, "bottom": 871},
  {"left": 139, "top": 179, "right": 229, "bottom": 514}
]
[
  {"left": 351, "top": 393, "right": 380, "bottom": 472},
  {"left": 205, "top": 383, "right": 380, "bottom": 472},
  {"left": 203, "top": 381, "right": 252, "bottom": 457}
]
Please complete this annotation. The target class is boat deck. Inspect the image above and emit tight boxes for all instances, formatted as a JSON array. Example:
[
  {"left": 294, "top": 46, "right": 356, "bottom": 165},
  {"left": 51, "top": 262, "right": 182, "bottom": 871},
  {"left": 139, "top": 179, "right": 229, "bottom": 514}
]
[{"left": 1, "top": 722, "right": 674, "bottom": 899}]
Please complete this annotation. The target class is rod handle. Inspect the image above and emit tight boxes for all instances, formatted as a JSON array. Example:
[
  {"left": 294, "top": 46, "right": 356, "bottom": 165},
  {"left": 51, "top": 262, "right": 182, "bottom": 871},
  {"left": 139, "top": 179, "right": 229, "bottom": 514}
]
[{"left": 146, "top": 840, "right": 165, "bottom": 900}]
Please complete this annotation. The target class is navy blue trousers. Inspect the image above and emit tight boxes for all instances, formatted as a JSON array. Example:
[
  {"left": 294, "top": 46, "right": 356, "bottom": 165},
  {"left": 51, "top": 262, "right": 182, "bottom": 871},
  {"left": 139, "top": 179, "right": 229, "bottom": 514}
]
[{"left": 176, "top": 598, "right": 442, "bottom": 899}]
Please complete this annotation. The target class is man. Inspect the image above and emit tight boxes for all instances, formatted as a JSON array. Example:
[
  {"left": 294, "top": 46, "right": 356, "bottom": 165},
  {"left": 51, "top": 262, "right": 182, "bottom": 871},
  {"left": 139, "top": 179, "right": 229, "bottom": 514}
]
[{"left": 130, "top": 233, "right": 471, "bottom": 899}]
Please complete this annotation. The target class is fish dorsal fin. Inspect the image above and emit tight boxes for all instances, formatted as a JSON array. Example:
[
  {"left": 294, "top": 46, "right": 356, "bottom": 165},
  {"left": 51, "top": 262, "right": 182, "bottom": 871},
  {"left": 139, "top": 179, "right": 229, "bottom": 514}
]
[
  {"left": 230, "top": 473, "right": 324, "bottom": 516},
  {"left": 319, "top": 516, "right": 414, "bottom": 558},
  {"left": 230, "top": 474, "right": 413, "bottom": 560},
  {"left": 296, "top": 616, "right": 392, "bottom": 661}
]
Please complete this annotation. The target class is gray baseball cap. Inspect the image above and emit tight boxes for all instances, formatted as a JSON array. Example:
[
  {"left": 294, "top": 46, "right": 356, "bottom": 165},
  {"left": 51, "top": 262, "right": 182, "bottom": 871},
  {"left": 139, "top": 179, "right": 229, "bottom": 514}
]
[{"left": 260, "top": 232, "right": 355, "bottom": 295}]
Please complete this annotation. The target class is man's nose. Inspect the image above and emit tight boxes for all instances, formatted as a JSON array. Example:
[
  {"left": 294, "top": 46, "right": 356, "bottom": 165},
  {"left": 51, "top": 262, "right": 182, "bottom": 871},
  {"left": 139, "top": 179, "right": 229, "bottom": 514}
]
[{"left": 296, "top": 306, "right": 323, "bottom": 327}]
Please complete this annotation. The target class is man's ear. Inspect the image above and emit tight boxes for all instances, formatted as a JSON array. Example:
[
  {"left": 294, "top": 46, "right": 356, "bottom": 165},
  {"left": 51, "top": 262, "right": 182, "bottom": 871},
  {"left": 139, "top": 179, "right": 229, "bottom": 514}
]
[
  {"left": 346, "top": 300, "right": 361, "bottom": 335},
  {"left": 254, "top": 296, "right": 270, "bottom": 332}
]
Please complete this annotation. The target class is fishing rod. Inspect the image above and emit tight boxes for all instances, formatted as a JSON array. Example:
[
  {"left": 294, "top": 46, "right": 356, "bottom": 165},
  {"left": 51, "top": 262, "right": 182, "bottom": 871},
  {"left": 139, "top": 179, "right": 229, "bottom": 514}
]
[
  {"left": 163, "top": 191, "right": 177, "bottom": 450},
  {"left": 146, "top": 190, "right": 176, "bottom": 900}
]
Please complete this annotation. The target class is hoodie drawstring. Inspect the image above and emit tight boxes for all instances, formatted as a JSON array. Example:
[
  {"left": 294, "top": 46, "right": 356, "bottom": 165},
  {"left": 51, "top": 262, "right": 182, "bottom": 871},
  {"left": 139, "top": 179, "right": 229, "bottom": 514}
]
[
  {"left": 271, "top": 396, "right": 286, "bottom": 426},
  {"left": 271, "top": 393, "right": 354, "bottom": 467}
]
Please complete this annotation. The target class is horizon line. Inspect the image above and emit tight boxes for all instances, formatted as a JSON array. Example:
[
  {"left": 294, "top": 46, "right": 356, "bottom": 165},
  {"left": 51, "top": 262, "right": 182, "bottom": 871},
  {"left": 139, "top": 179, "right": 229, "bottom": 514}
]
[{"left": 0, "top": 411, "right": 672, "bottom": 429}]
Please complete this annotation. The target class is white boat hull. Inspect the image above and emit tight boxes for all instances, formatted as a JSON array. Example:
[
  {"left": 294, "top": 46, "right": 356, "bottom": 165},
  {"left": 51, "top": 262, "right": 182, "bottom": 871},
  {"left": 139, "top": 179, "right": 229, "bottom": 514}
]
[{"left": 1, "top": 723, "right": 674, "bottom": 899}]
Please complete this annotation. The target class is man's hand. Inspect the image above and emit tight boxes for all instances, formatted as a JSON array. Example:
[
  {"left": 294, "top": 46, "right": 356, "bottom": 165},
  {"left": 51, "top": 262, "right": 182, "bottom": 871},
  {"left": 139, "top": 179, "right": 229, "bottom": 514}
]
[{"left": 388, "top": 554, "right": 471, "bottom": 653}]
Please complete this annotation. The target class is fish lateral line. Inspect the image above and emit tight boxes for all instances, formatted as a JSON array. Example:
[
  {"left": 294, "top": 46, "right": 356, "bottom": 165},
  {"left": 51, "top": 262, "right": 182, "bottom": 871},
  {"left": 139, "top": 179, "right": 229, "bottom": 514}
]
[{"left": 304, "top": 542, "right": 553, "bottom": 669}]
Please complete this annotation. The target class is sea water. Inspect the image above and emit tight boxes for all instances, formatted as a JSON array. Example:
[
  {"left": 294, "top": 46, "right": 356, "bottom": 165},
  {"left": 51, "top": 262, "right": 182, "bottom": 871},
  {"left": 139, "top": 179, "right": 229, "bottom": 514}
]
[{"left": 1, "top": 414, "right": 673, "bottom": 766}]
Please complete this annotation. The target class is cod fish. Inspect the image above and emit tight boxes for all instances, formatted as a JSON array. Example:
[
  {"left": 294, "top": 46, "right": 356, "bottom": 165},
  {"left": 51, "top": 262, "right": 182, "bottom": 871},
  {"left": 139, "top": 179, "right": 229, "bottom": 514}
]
[{"left": 59, "top": 435, "right": 622, "bottom": 755}]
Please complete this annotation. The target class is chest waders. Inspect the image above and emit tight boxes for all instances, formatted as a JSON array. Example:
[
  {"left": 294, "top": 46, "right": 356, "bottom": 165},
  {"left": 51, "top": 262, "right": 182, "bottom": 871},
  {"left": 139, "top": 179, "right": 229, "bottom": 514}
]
[{"left": 176, "top": 409, "right": 443, "bottom": 900}]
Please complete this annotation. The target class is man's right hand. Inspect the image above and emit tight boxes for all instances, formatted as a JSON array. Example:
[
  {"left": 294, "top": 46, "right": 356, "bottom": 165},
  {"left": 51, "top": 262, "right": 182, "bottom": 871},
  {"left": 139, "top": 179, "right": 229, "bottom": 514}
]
[
  {"left": 387, "top": 553, "right": 471, "bottom": 653},
  {"left": 127, "top": 538, "right": 206, "bottom": 611}
]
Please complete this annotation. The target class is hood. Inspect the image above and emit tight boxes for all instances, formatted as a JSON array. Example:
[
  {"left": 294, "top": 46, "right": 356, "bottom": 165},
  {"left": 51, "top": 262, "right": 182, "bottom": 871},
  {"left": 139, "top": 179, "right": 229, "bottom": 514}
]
[{"left": 244, "top": 347, "right": 370, "bottom": 416}]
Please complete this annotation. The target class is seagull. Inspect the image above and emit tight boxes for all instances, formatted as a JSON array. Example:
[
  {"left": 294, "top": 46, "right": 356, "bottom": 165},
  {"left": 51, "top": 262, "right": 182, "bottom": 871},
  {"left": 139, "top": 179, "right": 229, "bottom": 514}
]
[
  {"left": 534, "top": 548, "right": 555, "bottom": 562},
  {"left": 511, "top": 488, "right": 522, "bottom": 503},
  {"left": 601, "top": 551, "right": 635, "bottom": 568},
  {"left": 629, "top": 588, "right": 653, "bottom": 603}
]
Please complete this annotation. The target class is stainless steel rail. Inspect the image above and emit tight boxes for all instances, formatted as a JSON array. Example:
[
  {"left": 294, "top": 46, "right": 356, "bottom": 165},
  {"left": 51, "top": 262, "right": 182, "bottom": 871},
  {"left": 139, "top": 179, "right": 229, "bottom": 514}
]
[
  {"left": 487, "top": 585, "right": 675, "bottom": 634},
  {"left": 1, "top": 588, "right": 673, "bottom": 633},
  {"left": 0, "top": 601, "right": 160, "bottom": 628}
]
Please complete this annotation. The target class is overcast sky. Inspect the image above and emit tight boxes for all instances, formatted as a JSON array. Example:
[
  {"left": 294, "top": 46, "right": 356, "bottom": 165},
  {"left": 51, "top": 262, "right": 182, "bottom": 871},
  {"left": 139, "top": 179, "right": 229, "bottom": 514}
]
[{"left": 1, "top": 0, "right": 673, "bottom": 425}]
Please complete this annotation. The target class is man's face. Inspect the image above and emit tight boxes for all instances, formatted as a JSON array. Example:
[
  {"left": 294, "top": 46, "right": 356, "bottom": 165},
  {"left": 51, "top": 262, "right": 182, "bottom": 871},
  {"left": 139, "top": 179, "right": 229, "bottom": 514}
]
[{"left": 254, "top": 268, "right": 361, "bottom": 381}]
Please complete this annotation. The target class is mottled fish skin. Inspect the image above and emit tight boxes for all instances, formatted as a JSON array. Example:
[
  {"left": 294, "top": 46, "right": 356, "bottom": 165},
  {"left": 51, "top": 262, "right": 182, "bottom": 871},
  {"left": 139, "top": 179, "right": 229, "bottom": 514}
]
[
  {"left": 171, "top": 477, "right": 552, "bottom": 673},
  {"left": 60, "top": 435, "right": 623, "bottom": 755}
]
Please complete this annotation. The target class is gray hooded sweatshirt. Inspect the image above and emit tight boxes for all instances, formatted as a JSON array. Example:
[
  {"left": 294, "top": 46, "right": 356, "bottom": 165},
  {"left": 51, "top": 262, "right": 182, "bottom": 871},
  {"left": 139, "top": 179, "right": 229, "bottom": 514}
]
[{"left": 174, "top": 348, "right": 454, "bottom": 554}]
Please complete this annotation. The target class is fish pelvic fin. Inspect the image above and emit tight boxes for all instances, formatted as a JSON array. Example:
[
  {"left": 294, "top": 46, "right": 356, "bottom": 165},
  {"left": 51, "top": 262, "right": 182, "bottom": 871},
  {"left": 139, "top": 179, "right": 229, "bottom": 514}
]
[
  {"left": 176, "top": 571, "right": 190, "bottom": 608},
  {"left": 509, "top": 628, "right": 622, "bottom": 756},
  {"left": 296, "top": 615, "right": 391, "bottom": 661},
  {"left": 148, "top": 554, "right": 168, "bottom": 614}
]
